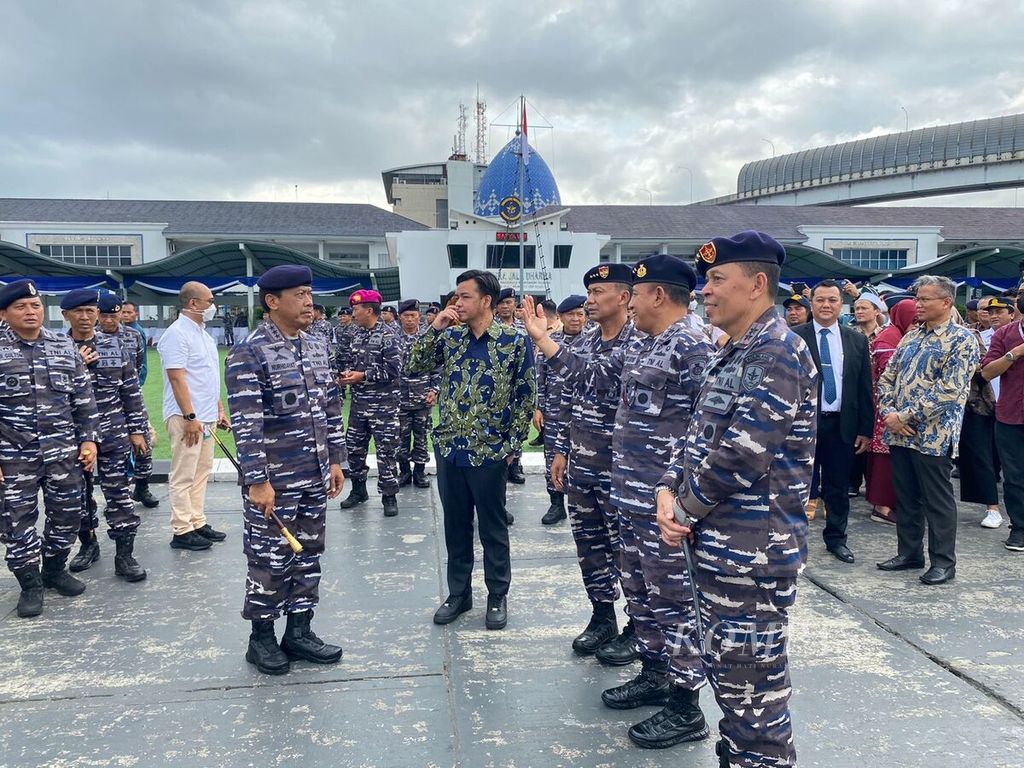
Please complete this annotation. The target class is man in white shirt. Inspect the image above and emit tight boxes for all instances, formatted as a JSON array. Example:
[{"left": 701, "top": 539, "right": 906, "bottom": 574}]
[{"left": 157, "top": 282, "right": 229, "bottom": 551}]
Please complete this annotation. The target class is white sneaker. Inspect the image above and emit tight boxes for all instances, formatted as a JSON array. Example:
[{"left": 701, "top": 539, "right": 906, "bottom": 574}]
[{"left": 981, "top": 509, "right": 1004, "bottom": 529}]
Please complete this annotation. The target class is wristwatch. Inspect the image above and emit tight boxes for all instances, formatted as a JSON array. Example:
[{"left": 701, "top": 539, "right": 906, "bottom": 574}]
[
  {"left": 1006, "top": 352, "right": 1017, "bottom": 363},
  {"left": 184, "top": 412, "right": 197, "bottom": 421}
]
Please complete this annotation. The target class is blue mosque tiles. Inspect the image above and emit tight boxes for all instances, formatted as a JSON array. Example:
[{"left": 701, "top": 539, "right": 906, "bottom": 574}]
[{"left": 474, "top": 135, "right": 562, "bottom": 218}]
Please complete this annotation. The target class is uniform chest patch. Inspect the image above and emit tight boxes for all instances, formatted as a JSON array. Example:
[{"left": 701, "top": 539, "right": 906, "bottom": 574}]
[
  {"left": 262, "top": 343, "right": 295, "bottom": 374},
  {"left": 741, "top": 353, "right": 773, "bottom": 392}
]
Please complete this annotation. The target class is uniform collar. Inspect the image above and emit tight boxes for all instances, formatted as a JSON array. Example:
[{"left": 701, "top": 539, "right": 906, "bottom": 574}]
[{"left": 730, "top": 307, "right": 781, "bottom": 350}]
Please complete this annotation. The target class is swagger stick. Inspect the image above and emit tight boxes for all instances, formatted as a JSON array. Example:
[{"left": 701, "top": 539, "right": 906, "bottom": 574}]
[
  {"left": 681, "top": 538, "right": 706, "bottom": 655},
  {"left": 210, "top": 428, "right": 303, "bottom": 554}
]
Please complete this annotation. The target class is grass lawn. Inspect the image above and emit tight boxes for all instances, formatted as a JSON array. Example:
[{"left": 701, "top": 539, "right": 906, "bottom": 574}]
[{"left": 141, "top": 348, "right": 541, "bottom": 461}]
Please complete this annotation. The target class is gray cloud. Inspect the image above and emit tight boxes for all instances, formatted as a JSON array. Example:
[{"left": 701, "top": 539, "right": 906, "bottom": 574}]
[{"left": 2, "top": 0, "right": 1023, "bottom": 207}]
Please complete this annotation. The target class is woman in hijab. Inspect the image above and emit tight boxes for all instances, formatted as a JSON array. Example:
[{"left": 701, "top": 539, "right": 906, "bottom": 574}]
[{"left": 865, "top": 299, "right": 917, "bottom": 524}]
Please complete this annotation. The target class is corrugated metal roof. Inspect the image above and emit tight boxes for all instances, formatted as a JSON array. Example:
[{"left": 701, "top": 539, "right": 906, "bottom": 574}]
[{"left": 737, "top": 113, "right": 1024, "bottom": 196}]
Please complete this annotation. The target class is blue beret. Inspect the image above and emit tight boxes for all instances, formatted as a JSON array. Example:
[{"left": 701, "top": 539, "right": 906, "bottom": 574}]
[
  {"left": 398, "top": 299, "right": 419, "bottom": 314},
  {"left": 631, "top": 254, "right": 698, "bottom": 292},
  {"left": 583, "top": 263, "right": 632, "bottom": 287},
  {"left": 382, "top": 305, "right": 397, "bottom": 315},
  {"left": 427, "top": 302, "right": 441, "bottom": 311},
  {"left": 60, "top": 288, "right": 100, "bottom": 310},
  {"left": 339, "top": 307, "right": 352, "bottom": 316},
  {"left": 966, "top": 299, "right": 979, "bottom": 311},
  {"left": 498, "top": 288, "right": 516, "bottom": 302},
  {"left": 256, "top": 265, "right": 313, "bottom": 291},
  {"left": 97, "top": 292, "right": 123, "bottom": 313},
  {"left": 0, "top": 279, "right": 40, "bottom": 309},
  {"left": 883, "top": 292, "right": 914, "bottom": 310},
  {"left": 782, "top": 294, "right": 811, "bottom": 311},
  {"left": 557, "top": 294, "right": 586, "bottom": 313},
  {"left": 695, "top": 230, "right": 786, "bottom": 277}
]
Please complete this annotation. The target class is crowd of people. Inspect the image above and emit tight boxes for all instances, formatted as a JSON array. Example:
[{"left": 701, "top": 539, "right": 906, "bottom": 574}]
[{"left": 2, "top": 229, "right": 1024, "bottom": 768}]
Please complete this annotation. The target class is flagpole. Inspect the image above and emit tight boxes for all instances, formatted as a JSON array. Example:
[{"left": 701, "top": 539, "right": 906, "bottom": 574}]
[{"left": 518, "top": 94, "right": 525, "bottom": 296}]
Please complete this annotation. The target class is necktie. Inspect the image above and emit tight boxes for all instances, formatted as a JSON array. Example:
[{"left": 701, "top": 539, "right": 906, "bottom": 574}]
[{"left": 819, "top": 328, "right": 837, "bottom": 405}]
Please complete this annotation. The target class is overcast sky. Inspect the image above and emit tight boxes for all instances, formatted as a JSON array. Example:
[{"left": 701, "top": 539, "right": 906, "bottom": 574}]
[{"left": 3, "top": 0, "right": 1024, "bottom": 209}]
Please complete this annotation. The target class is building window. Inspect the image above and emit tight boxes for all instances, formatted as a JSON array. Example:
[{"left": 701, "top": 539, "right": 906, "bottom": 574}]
[
  {"left": 435, "top": 199, "right": 449, "bottom": 229},
  {"left": 553, "top": 245, "right": 572, "bottom": 269},
  {"left": 446, "top": 244, "right": 468, "bottom": 269},
  {"left": 38, "top": 243, "right": 133, "bottom": 266},
  {"left": 831, "top": 248, "right": 909, "bottom": 271},
  {"left": 486, "top": 245, "right": 535, "bottom": 269}
]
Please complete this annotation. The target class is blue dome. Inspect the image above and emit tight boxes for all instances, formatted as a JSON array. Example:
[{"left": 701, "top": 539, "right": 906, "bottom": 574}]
[{"left": 474, "top": 135, "right": 561, "bottom": 218}]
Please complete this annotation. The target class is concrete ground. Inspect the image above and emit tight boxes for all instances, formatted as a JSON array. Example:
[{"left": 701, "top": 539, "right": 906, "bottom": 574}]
[{"left": 1, "top": 467, "right": 1023, "bottom": 767}]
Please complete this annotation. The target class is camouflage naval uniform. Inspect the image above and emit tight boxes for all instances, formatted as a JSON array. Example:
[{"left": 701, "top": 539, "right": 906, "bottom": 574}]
[
  {"left": 551, "top": 321, "right": 635, "bottom": 606},
  {"left": 396, "top": 328, "right": 439, "bottom": 469},
  {"left": 536, "top": 328, "right": 585, "bottom": 494},
  {"left": 71, "top": 330, "right": 148, "bottom": 539},
  {"left": 308, "top": 317, "right": 337, "bottom": 372},
  {"left": 661, "top": 306, "right": 817, "bottom": 767},
  {"left": 114, "top": 323, "right": 155, "bottom": 485},
  {"left": 0, "top": 325, "right": 99, "bottom": 571},
  {"left": 336, "top": 318, "right": 402, "bottom": 497},
  {"left": 552, "top": 318, "right": 713, "bottom": 688},
  {"left": 226, "top": 318, "right": 347, "bottom": 620}
]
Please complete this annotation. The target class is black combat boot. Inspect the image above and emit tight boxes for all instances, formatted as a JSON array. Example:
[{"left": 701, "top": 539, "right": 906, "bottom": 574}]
[
  {"left": 541, "top": 491, "right": 567, "bottom": 525},
  {"left": 40, "top": 554, "right": 87, "bottom": 596},
  {"left": 506, "top": 511, "right": 515, "bottom": 526},
  {"left": 132, "top": 480, "right": 160, "bottom": 508},
  {"left": 339, "top": 479, "right": 369, "bottom": 509},
  {"left": 507, "top": 459, "right": 526, "bottom": 484},
  {"left": 412, "top": 463, "right": 431, "bottom": 488},
  {"left": 13, "top": 566, "right": 44, "bottom": 618},
  {"left": 572, "top": 600, "right": 618, "bottom": 654},
  {"left": 382, "top": 494, "right": 399, "bottom": 517},
  {"left": 114, "top": 534, "right": 147, "bottom": 582},
  {"left": 627, "top": 685, "right": 709, "bottom": 749},
  {"left": 595, "top": 618, "right": 640, "bottom": 666},
  {"left": 397, "top": 460, "right": 412, "bottom": 487},
  {"left": 280, "top": 610, "right": 343, "bottom": 664},
  {"left": 246, "top": 619, "right": 290, "bottom": 675},
  {"left": 69, "top": 529, "right": 101, "bottom": 573},
  {"left": 601, "top": 657, "right": 670, "bottom": 710}
]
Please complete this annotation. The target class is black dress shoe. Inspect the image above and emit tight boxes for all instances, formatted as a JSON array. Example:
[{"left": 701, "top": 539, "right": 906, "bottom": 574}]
[
  {"left": 827, "top": 544, "right": 855, "bottom": 563},
  {"left": 876, "top": 554, "right": 925, "bottom": 571},
  {"left": 920, "top": 565, "right": 955, "bottom": 585},
  {"left": 195, "top": 524, "right": 227, "bottom": 542},
  {"left": 433, "top": 593, "right": 472, "bottom": 625},
  {"left": 485, "top": 593, "right": 507, "bottom": 630}
]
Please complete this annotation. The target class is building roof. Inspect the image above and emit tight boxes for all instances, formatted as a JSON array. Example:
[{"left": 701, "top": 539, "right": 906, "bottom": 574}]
[
  {"left": 0, "top": 198, "right": 428, "bottom": 237},
  {"left": 736, "top": 113, "right": 1024, "bottom": 198},
  {"left": 0, "top": 239, "right": 402, "bottom": 301},
  {"left": 560, "top": 204, "right": 1024, "bottom": 243}
]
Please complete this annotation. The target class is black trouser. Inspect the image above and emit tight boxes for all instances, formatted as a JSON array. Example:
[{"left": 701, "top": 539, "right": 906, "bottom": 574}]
[
  {"left": 890, "top": 445, "right": 958, "bottom": 568},
  {"left": 435, "top": 451, "right": 511, "bottom": 598},
  {"left": 958, "top": 411, "right": 999, "bottom": 505},
  {"left": 995, "top": 422, "right": 1024, "bottom": 533},
  {"left": 815, "top": 414, "right": 855, "bottom": 549}
]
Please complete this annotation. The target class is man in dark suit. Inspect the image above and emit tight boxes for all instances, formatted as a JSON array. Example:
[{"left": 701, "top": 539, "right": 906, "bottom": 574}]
[{"left": 794, "top": 279, "right": 873, "bottom": 563}]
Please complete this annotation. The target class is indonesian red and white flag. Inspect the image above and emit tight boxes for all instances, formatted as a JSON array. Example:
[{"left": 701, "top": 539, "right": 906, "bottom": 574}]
[{"left": 521, "top": 99, "right": 530, "bottom": 166}]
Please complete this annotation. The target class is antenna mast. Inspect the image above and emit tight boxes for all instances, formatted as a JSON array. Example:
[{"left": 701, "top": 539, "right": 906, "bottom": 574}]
[
  {"left": 454, "top": 103, "right": 468, "bottom": 157},
  {"left": 474, "top": 85, "right": 488, "bottom": 164}
]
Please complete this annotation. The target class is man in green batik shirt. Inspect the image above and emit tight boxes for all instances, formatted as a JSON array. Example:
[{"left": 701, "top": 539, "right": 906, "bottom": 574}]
[{"left": 407, "top": 269, "right": 536, "bottom": 631}]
